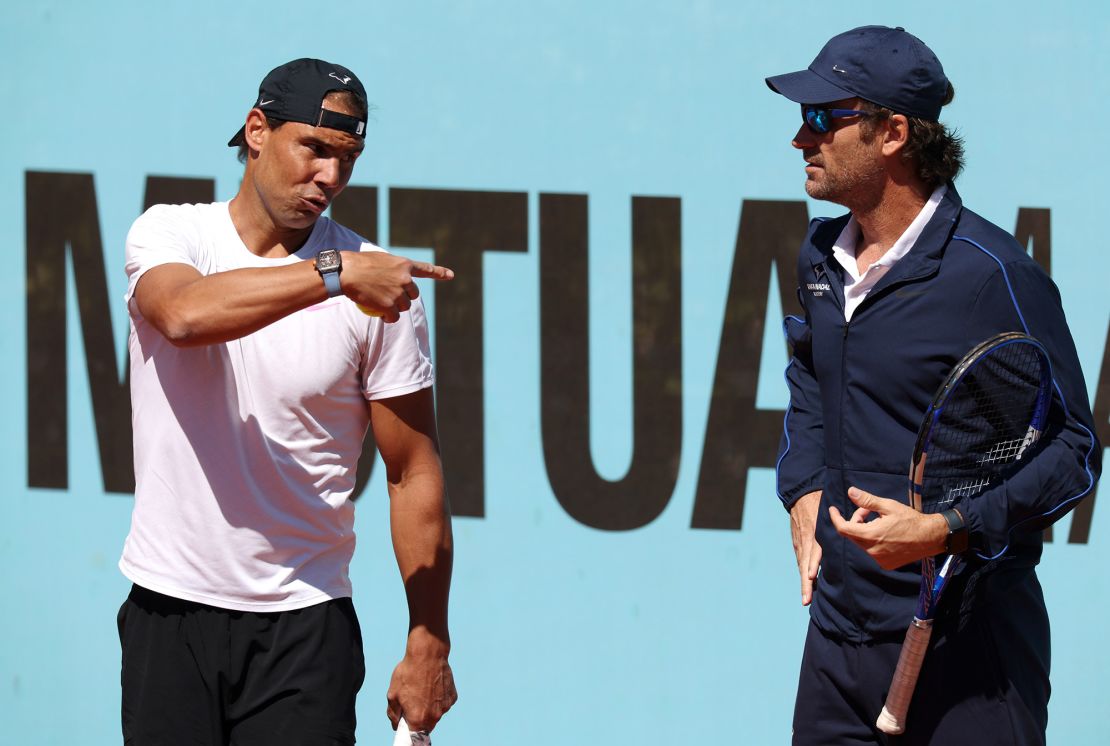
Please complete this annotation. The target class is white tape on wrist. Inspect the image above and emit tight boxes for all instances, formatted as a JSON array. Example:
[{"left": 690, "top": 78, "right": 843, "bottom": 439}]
[{"left": 392, "top": 716, "right": 432, "bottom": 746}]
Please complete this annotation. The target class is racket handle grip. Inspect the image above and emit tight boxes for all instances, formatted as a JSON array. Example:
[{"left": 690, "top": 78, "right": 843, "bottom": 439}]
[
  {"left": 393, "top": 717, "right": 431, "bottom": 746},
  {"left": 876, "top": 618, "right": 934, "bottom": 735}
]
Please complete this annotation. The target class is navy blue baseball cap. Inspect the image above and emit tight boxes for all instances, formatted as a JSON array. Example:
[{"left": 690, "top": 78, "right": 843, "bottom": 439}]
[
  {"left": 765, "top": 26, "right": 948, "bottom": 121},
  {"left": 228, "top": 58, "right": 368, "bottom": 147}
]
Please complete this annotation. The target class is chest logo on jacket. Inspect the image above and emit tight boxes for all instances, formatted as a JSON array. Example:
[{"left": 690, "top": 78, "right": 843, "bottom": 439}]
[{"left": 808, "top": 261, "right": 832, "bottom": 297}]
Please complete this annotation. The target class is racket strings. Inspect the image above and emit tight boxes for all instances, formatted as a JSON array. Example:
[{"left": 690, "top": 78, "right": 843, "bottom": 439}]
[
  {"left": 978, "top": 426, "right": 1039, "bottom": 465},
  {"left": 917, "top": 342, "right": 1048, "bottom": 514}
]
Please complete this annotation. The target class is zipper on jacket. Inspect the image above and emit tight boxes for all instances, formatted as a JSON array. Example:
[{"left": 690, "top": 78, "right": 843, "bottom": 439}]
[{"left": 839, "top": 319, "right": 850, "bottom": 468}]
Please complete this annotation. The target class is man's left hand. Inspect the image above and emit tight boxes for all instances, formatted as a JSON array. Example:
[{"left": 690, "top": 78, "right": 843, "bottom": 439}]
[{"left": 829, "top": 487, "right": 948, "bottom": 570}]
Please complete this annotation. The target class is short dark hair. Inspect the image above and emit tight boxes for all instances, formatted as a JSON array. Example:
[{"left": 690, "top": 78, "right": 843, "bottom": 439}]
[
  {"left": 858, "top": 82, "right": 965, "bottom": 187},
  {"left": 236, "top": 89, "right": 369, "bottom": 164}
]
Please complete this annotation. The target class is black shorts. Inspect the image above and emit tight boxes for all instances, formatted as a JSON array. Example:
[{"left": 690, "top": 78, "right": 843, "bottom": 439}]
[{"left": 118, "top": 584, "right": 366, "bottom": 746}]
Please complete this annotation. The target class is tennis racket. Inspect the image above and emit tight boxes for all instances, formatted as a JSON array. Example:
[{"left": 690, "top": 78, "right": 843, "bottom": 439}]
[{"left": 875, "top": 331, "right": 1052, "bottom": 735}]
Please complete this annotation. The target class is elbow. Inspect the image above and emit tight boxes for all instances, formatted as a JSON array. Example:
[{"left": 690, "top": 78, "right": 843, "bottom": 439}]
[
  {"left": 153, "top": 307, "right": 208, "bottom": 347},
  {"left": 163, "top": 328, "right": 201, "bottom": 347},
  {"left": 1089, "top": 437, "right": 1103, "bottom": 482},
  {"left": 1074, "top": 420, "right": 1103, "bottom": 481}
]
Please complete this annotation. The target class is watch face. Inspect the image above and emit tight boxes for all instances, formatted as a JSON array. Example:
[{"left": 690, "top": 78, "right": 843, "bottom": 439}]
[{"left": 316, "top": 249, "right": 341, "bottom": 273}]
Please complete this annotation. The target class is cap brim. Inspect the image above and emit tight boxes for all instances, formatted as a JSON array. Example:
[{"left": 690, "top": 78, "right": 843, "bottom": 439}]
[
  {"left": 227, "top": 126, "right": 246, "bottom": 148},
  {"left": 765, "top": 69, "right": 855, "bottom": 105}
]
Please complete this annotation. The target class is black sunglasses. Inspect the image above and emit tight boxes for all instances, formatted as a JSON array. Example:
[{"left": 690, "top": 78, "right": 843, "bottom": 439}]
[{"left": 802, "top": 105, "right": 872, "bottom": 134}]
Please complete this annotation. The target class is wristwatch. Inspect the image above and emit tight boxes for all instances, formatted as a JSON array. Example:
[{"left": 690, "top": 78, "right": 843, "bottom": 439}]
[
  {"left": 314, "top": 249, "right": 343, "bottom": 297},
  {"left": 940, "top": 508, "right": 969, "bottom": 555}
]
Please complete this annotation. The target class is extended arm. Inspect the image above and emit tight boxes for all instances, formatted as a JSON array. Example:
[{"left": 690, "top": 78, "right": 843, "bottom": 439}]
[
  {"left": 371, "top": 387, "right": 457, "bottom": 733},
  {"left": 134, "top": 250, "right": 454, "bottom": 346}
]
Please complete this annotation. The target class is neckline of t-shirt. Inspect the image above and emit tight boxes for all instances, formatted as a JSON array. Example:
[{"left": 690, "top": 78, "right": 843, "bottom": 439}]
[{"left": 216, "top": 201, "right": 330, "bottom": 267}]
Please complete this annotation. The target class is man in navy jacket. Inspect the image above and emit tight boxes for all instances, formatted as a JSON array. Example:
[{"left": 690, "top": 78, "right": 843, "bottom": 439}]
[{"left": 769, "top": 26, "right": 1101, "bottom": 745}]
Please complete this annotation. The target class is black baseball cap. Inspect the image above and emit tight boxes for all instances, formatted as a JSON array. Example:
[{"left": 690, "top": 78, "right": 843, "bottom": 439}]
[
  {"left": 227, "top": 58, "right": 368, "bottom": 147},
  {"left": 765, "top": 26, "right": 948, "bottom": 121}
]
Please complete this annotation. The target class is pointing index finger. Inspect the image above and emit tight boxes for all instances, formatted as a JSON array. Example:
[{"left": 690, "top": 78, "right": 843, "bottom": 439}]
[{"left": 410, "top": 262, "right": 455, "bottom": 280}]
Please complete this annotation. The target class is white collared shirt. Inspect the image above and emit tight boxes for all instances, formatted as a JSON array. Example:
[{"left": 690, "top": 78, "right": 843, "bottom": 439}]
[{"left": 832, "top": 184, "right": 947, "bottom": 321}]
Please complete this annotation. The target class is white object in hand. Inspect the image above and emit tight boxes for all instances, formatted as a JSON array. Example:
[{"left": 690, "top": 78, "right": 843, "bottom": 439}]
[{"left": 393, "top": 716, "right": 432, "bottom": 746}]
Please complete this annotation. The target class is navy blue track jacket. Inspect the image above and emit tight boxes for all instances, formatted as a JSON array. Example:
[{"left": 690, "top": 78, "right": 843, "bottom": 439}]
[{"left": 776, "top": 185, "right": 1102, "bottom": 641}]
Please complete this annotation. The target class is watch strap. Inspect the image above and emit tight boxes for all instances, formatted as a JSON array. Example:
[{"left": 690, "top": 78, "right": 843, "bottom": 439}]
[
  {"left": 321, "top": 270, "right": 342, "bottom": 297},
  {"left": 940, "top": 508, "right": 968, "bottom": 555}
]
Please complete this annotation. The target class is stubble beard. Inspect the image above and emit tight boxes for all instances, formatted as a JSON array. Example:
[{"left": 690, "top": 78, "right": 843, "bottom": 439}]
[{"left": 803, "top": 146, "right": 886, "bottom": 214}]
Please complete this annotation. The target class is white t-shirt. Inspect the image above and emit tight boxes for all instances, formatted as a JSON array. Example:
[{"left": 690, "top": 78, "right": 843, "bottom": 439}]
[{"left": 119, "top": 201, "right": 434, "bottom": 612}]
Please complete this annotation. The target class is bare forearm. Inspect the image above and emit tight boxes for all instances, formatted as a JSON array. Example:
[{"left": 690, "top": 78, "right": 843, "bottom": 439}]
[
  {"left": 137, "top": 249, "right": 456, "bottom": 346},
  {"left": 389, "top": 474, "right": 453, "bottom": 644},
  {"left": 375, "top": 388, "right": 459, "bottom": 731},
  {"left": 137, "top": 261, "right": 326, "bottom": 346}
]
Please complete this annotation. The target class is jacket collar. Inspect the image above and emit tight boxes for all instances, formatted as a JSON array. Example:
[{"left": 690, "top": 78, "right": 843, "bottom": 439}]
[{"left": 808, "top": 183, "right": 964, "bottom": 291}]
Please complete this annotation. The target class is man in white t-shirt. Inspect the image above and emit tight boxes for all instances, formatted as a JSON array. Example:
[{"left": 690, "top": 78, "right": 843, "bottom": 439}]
[{"left": 117, "top": 58, "right": 457, "bottom": 745}]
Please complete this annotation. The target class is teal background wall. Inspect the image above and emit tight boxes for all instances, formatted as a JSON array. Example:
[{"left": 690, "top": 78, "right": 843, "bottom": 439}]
[{"left": 2, "top": 2, "right": 1108, "bottom": 743}]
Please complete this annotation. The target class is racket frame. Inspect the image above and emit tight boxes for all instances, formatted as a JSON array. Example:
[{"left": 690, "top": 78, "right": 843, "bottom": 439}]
[{"left": 875, "top": 332, "right": 1052, "bottom": 735}]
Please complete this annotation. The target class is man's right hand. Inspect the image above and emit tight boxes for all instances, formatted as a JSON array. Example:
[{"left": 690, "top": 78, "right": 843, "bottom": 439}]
[
  {"left": 134, "top": 249, "right": 455, "bottom": 347},
  {"left": 341, "top": 251, "right": 454, "bottom": 323},
  {"left": 789, "top": 490, "right": 822, "bottom": 606}
]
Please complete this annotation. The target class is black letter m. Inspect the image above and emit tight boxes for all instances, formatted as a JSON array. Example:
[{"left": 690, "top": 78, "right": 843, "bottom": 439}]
[{"left": 25, "top": 171, "right": 213, "bottom": 493}]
